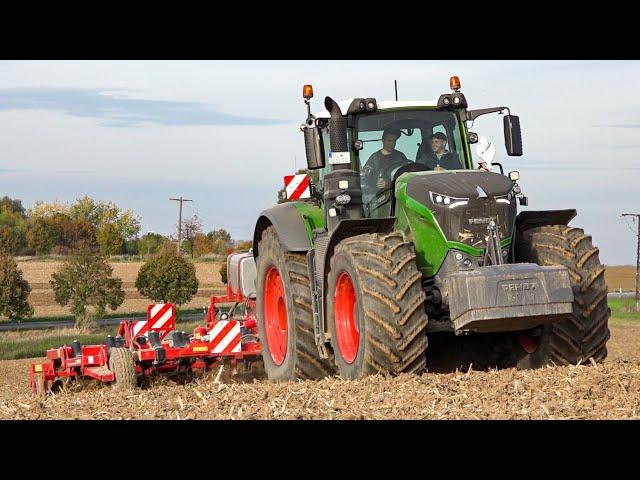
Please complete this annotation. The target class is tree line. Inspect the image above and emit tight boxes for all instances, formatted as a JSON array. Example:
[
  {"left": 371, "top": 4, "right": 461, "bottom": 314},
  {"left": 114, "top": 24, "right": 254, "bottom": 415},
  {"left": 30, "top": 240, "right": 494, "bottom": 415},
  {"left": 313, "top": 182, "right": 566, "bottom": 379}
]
[
  {"left": 0, "top": 195, "right": 249, "bottom": 258},
  {"left": 0, "top": 244, "right": 201, "bottom": 328}
]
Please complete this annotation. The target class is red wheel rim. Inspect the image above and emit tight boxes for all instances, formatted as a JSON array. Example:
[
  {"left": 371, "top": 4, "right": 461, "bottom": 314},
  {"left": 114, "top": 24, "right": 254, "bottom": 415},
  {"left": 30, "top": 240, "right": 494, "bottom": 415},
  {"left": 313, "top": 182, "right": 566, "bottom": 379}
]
[
  {"left": 334, "top": 272, "right": 359, "bottom": 364},
  {"left": 263, "top": 266, "right": 288, "bottom": 365},
  {"left": 518, "top": 331, "right": 540, "bottom": 354}
]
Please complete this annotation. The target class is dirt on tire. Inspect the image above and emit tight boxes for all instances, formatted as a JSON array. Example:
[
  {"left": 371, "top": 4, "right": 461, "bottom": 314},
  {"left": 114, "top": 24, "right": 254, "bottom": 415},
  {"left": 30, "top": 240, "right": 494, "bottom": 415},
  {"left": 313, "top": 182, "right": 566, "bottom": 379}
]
[
  {"left": 327, "top": 232, "right": 428, "bottom": 378},
  {"left": 515, "top": 225, "right": 610, "bottom": 367},
  {"left": 108, "top": 347, "right": 137, "bottom": 391},
  {"left": 255, "top": 226, "right": 335, "bottom": 381}
]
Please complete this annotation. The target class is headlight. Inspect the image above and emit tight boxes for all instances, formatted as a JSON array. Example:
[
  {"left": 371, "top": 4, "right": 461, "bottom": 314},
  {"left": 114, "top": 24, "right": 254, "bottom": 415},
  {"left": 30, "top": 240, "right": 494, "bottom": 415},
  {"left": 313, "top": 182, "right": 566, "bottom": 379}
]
[{"left": 430, "top": 191, "right": 469, "bottom": 209}]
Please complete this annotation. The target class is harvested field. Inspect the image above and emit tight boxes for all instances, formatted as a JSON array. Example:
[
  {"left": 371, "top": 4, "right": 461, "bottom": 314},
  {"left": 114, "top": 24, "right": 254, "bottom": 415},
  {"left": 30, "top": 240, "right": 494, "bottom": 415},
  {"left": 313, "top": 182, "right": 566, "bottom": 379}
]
[
  {"left": 605, "top": 265, "right": 637, "bottom": 292},
  {"left": 1, "top": 324, "right": 638, "bottom": 420},
  {"left": 12, "top": 260, "right": 225, "bottom": 318}
]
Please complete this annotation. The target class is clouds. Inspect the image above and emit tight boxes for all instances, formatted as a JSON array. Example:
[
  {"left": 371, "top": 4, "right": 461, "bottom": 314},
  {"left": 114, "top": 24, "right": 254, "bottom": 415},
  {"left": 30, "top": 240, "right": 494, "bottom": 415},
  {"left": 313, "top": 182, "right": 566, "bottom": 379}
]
[
  {"left": 0, "top": 87, "right": 288, "bottom": 127},
  {"left": 0, "top": 60, "right": 639, "bottom": 264}
]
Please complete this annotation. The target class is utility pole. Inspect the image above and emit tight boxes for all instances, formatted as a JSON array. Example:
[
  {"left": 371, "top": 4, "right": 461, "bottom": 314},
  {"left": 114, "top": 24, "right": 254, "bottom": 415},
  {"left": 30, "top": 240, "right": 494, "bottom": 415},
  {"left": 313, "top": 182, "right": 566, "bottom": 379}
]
[
  {"left": 622, "top": 213, "right": 640, "bottom": 311},
  {"left": 170, "top": 196, "right": 193, "bottom": 254}
]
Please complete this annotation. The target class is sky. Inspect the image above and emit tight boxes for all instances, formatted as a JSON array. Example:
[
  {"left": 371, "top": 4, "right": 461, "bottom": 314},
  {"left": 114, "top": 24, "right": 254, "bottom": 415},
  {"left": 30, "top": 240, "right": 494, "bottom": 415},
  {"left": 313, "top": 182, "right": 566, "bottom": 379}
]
[{"left": 0, "top": 60, "right": 638, "bottom": 265}]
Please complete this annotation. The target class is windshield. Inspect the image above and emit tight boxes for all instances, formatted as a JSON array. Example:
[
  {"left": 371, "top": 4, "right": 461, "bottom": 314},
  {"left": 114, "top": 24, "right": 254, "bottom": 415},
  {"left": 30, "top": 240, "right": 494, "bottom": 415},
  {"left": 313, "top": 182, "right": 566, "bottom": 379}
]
[{"left": 356, "top": 109, "right": 466, "bottom": 217}]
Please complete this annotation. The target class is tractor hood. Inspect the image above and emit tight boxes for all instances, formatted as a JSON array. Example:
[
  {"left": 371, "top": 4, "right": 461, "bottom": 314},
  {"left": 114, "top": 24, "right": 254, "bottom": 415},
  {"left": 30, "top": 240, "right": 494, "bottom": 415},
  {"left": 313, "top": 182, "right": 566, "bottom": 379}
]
[
  {"left": 405, "top": 170, "right": 513, "bottom": 201},
  {"left": 404, "top": 170, "right": 517, "bottom": 250}
]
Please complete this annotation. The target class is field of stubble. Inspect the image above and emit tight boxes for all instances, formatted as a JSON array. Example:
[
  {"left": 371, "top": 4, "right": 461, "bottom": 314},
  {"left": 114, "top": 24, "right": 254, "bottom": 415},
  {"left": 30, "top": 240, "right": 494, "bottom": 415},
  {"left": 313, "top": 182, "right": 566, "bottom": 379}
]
[{"left": 1, "top": 324, "right": 638, "bottom": 420}]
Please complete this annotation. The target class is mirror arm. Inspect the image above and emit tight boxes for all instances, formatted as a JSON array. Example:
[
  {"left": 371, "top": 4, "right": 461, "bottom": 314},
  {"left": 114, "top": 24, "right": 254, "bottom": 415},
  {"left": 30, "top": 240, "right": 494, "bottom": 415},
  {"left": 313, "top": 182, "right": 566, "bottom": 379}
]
[{"left": 466, "top": 106, "right": 510, "bottom": 122}]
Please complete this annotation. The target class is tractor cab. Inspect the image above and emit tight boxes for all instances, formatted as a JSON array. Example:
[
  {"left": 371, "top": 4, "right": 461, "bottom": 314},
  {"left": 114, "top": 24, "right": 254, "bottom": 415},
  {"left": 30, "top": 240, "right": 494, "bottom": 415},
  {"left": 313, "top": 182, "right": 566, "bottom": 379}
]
[{"left": 303, "top": 77, "right": 523, "bottom": 222}]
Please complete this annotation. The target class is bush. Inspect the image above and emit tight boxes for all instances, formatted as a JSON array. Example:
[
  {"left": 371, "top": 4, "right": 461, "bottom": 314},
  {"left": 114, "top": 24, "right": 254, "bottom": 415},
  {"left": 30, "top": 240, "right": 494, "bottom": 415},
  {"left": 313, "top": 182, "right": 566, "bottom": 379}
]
[
  {"left": 0, "top": 254, "right": 34, "bottom": 319},
  {"left": 220, "top": 262, "right": 227, "bottom": 284},
  {"left": 135, "top": 247, "right": 199, "bottom": 305},
  {"left": 50, "top": 244, "right": 125, "bottom": 329}
]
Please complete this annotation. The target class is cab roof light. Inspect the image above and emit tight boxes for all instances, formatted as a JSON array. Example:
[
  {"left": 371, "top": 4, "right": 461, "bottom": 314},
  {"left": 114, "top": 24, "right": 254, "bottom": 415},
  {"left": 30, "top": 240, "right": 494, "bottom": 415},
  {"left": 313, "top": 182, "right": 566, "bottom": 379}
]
[
  {"left": 450, "top": 76, "right": 461, "bottom": 92},
  {"left": 303, "top": 84, "right": 314, "bottom": 100}
]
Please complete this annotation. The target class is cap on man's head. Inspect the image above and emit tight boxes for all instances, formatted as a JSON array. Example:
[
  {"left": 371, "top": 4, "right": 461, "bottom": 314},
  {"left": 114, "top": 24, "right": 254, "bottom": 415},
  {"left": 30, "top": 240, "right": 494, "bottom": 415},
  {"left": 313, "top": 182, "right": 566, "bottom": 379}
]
[
  {"left": 430, "top": 132, "right": 447, "bottom": 142},
  {"left": 382, "top": 128, "right": 401, "bottom": 140}
]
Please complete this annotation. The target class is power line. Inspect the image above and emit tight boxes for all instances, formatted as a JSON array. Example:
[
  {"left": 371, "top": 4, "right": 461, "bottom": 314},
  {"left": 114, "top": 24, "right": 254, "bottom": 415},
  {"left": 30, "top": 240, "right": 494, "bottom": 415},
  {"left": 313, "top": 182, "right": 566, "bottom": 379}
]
[
  {"left": 621, "top": 213, "right": 640, "bottom": 310},
  {"left": 170, "top": 196, "right": 193, "bottom": 253}
]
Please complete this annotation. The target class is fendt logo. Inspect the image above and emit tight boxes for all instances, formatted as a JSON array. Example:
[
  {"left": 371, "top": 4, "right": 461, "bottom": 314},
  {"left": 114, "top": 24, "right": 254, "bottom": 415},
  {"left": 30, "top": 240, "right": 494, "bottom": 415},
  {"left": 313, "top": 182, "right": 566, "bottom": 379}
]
[
  {"left": 499, "top": 281, "right": 539, "bottom": 304},
  {"left": 502, "top": 282, "right": 537, "bottom": 292}
]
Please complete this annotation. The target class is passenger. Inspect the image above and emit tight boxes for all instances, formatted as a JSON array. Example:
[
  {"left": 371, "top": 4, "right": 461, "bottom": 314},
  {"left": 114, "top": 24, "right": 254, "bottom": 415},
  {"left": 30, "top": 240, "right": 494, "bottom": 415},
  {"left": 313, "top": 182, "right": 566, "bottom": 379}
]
[
  {"left": 362, "top": 128, "right": 408, "bottom": 190},
  {"left": 418, "top": 132, "right": 460, "bottom": 170}
]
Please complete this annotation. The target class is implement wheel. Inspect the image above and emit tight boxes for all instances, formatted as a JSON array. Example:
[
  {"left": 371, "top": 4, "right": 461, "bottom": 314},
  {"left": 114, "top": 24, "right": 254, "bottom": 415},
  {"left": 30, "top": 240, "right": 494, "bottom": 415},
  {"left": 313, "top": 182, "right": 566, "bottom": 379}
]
[
  {"left": 255, "top": 226, "right": 335, "bottom": 381},
  {"left": 108, "top": 347, "right": 137, "bottom": 391},
  {"left": 327, "top": 232, "right": 429, "bottom": 379},
  {"left": 515, "top": 225, "right": 611, "bottom": 368}
]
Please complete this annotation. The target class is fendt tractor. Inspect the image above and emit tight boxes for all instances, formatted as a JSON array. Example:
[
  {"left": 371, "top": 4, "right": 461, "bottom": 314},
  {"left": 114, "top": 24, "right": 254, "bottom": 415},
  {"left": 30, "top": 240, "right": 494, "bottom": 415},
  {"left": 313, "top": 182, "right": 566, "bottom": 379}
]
[{"left": 251, "top": 77, "right": 611, "bottom": 380}]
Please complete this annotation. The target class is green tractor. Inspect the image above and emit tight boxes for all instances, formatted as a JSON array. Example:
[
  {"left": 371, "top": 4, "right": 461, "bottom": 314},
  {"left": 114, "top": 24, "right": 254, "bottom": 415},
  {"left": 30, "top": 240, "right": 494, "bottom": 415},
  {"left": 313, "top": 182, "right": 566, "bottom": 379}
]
[{"left": 251, "top": 78, "right": 610, "bottom": 380}]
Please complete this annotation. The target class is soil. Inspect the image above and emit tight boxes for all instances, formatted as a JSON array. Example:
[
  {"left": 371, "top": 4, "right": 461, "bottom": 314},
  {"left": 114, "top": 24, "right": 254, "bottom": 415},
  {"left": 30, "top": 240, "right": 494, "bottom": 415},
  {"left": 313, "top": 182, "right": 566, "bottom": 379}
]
[{"left": 1, "top": 324, "right": 638, "bottom": 420}]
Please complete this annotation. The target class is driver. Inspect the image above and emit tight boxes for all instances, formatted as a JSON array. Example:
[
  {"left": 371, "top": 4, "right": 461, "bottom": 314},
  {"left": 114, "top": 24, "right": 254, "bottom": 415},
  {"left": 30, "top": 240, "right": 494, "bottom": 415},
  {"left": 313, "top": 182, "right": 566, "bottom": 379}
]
[
  {"left": 362, "top": 128, "right": 408, "bottom": 190},
  {"left": 417, "top": 132, "right": 460, "bottom": 170}
]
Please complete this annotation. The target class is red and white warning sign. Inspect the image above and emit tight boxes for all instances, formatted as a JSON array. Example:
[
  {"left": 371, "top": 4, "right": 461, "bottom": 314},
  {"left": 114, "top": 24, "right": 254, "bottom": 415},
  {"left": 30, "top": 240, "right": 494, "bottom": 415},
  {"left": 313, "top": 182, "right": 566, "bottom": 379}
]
[
  {"left": 284, "top": 174, "right": 311, "bottom": 200},
  {"left": 207, "top": 320, "right": 241, "bottom": 354},
  {"left": 131, "top": 303, "right": 176, "bottom": 340}
]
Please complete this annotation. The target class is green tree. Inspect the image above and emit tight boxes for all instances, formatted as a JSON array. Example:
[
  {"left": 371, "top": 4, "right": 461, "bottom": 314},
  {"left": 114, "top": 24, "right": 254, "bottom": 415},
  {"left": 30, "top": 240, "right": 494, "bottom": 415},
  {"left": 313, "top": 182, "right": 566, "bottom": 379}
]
[
  {"left": 0, "top": 225, "right": 21, "bottom": 255},
  {"left": 26, "top": 218, "right": 56, "bottom": 255},
  {"left": 0, "top": 196, "right": 26, "bottom": 217},
  {"left": 139, "top": 232, "right": 169, "bottom": 257},
  {"left": 135, "top": 247, "right": 199, "bottom": 305},
  {"left": 207, "top": 228, "right": 233, "bottom": 254},
  {"left": 0, "top": 254, "right": 33, "bottom": 319},
  {"left": 0, "top": 202, "right": 28, "bottom": 255},
  {"left": 50, "top": 244, "right": 125, "bottom": 329},
  {"left": 69, "top": 195, "right": 140, "bottom": 242},
  {"left": 97, "top": 223, "right": 124, "bottom": 255}
]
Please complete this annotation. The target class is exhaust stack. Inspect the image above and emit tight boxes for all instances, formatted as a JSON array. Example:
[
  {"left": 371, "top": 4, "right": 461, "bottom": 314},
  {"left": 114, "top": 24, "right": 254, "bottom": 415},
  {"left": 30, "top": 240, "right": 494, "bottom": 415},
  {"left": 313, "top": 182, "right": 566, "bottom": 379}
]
[{"left": 322, "top": 96, "right": 363, "bottom": 232}]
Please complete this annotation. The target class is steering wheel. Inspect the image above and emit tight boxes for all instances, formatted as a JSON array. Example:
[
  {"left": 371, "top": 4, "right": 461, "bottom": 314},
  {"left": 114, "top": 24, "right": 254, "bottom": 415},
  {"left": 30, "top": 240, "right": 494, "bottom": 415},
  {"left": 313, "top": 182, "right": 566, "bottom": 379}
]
[{"left": 378, "top": 158, "right": 414, "bottom": 186}]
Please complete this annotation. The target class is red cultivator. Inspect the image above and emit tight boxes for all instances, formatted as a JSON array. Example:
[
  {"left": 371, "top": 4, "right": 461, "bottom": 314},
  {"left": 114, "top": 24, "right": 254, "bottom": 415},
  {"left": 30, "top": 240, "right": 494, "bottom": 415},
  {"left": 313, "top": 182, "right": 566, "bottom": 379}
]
[{"left": 30, "top": 252, "right": 262, "bottom": 394}]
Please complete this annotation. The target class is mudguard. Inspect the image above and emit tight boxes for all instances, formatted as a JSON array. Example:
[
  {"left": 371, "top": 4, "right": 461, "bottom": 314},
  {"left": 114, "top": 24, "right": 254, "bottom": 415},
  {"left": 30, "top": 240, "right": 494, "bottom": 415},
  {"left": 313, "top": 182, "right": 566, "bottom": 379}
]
[
  {"left": 515, "top": 209, "right": 576, "bottom": 233},
  {"left": 252, "top": 202, "right": 316, "bottom": 258}
]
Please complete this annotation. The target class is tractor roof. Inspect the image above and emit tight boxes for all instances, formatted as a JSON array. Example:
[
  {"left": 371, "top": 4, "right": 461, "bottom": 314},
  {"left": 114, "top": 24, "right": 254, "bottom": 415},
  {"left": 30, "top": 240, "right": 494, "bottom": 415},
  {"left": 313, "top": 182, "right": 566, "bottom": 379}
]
[{"left": 314, "top": 98, "right": 438, "bottom": 118}]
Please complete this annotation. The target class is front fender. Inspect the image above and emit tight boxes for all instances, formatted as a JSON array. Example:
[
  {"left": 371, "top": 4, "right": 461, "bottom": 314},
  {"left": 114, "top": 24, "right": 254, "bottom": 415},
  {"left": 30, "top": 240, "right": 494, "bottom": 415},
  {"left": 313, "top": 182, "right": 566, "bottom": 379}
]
[
  {"left": 252, "top": 202, "right": 323, "bottom": 258},
  {"left": 515, "top": 209, "right": 577, "bottom": 233}
]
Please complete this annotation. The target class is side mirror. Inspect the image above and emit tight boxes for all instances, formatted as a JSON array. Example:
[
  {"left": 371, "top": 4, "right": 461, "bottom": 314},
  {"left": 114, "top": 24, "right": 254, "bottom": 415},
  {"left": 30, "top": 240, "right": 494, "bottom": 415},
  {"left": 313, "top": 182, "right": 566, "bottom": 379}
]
[
  {"left": 503, "top": 115, "right": 523, "bottom": 156},
  {"left": 302, "top": 120, "right": 325, "bottom": 170}
]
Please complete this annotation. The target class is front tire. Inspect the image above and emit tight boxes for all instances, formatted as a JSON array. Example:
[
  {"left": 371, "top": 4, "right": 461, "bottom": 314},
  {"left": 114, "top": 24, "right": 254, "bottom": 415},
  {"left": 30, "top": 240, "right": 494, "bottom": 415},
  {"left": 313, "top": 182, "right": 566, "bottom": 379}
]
[
  {"left": 515, "top": 225, "right": 611, "bottom": 368},
  {"left": 327, "top": 232, "right": 429, "bottom": 379},
  {"left": 255, "top": 226, "right": 334, "bottom": 381}
]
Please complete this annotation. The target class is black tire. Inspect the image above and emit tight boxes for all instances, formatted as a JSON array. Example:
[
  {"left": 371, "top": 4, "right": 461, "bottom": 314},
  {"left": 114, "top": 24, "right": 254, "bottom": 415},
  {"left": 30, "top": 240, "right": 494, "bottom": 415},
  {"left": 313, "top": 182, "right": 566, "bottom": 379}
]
[
  {"left": 255, "top": 226, "right": 335, "bottom": 381},
  {"left": 326, "top": 232, "right": 429, "bottom": 379},
  {"left": 108, "top": 347, "right": 137, "bottom": 390},
  {"left": 515, "top": 225, "right": 611, "bottom": 368}
]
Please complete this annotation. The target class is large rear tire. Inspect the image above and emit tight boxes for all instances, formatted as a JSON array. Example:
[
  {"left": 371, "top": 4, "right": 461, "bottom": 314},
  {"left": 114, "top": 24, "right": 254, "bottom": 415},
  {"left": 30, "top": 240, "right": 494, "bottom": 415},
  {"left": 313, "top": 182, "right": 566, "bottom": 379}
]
[
  {"left": 255, "top": 226, "right": 335, "bottom": 381},
  {"left": 515, "top": 225, "right": 611, "bottom": 368},
  {"left": 108, "top": 347, "right": 137, "bottom": 390},
  {"left": 327, "top": 232, "right": 429, "bottom": 379}
]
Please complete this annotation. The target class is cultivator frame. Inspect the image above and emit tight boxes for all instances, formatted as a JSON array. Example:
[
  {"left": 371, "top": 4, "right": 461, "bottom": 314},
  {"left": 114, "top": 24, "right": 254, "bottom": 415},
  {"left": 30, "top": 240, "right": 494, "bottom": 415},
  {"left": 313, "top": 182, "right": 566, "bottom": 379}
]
[{"left": 30, "top": 293, "right": 261, "bottom": 395}]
